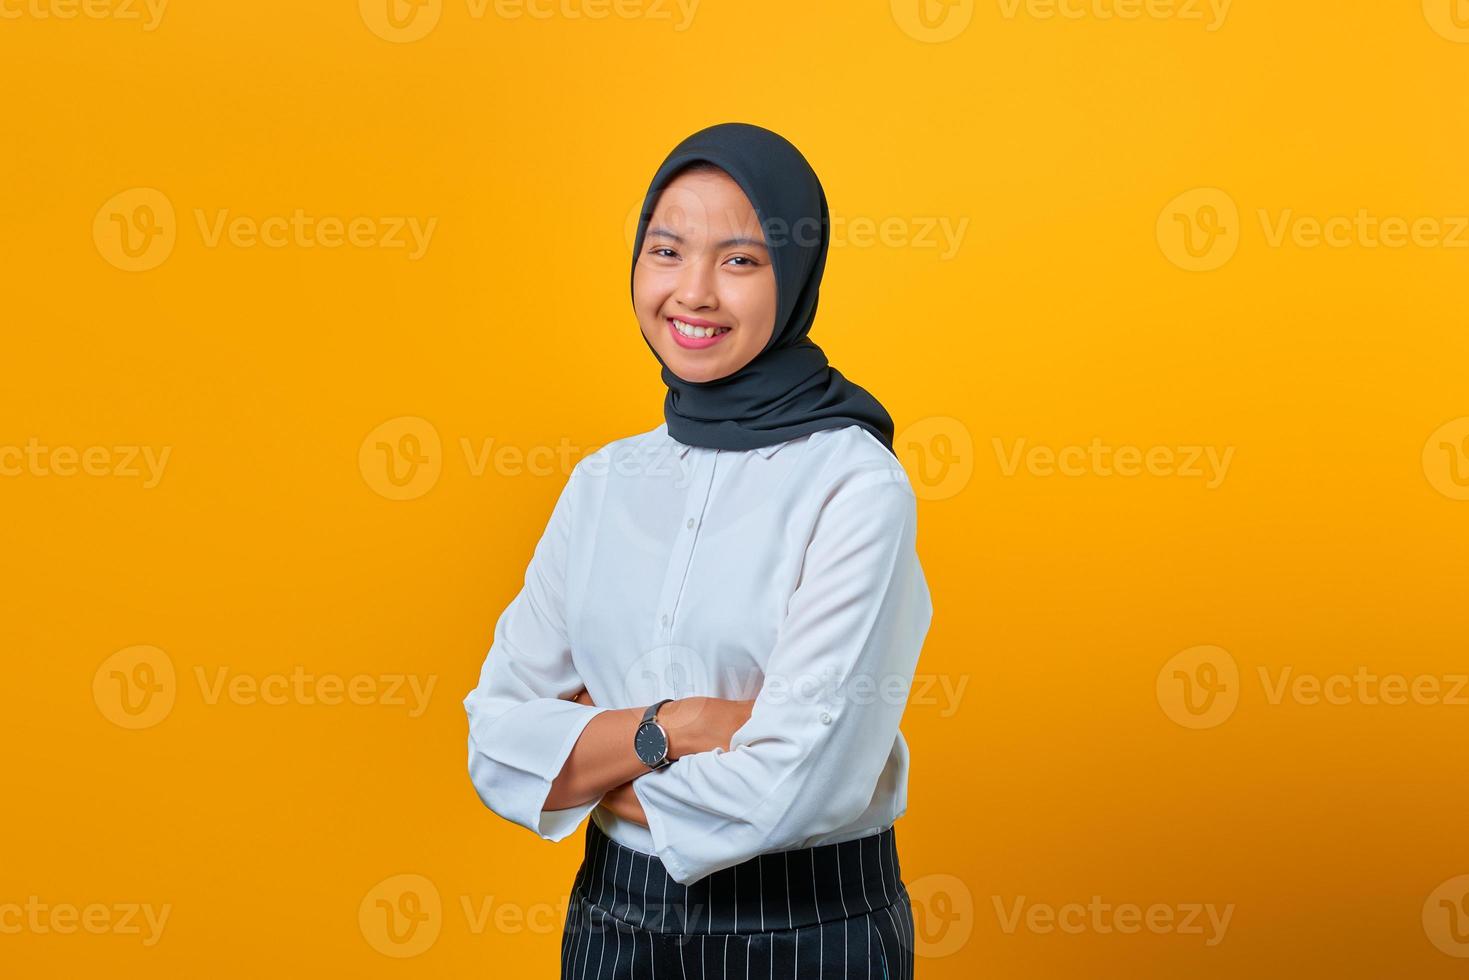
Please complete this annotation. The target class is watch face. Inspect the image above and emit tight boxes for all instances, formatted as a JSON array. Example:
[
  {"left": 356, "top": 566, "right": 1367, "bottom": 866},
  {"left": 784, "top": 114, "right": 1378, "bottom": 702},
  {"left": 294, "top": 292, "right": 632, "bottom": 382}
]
[{"left": 634, "top": 722, "right": 667, "bottom": 767}]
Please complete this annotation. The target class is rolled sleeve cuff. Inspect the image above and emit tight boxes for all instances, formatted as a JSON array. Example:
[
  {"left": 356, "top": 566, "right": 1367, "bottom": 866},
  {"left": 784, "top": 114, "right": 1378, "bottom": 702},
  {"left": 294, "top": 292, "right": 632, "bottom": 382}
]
[
  {"left": 467, "top": 700, "right": 610, "bottom": 842},
  {"left": 632, "top": 771, "right": 765, "bottom": 885},
  {"left": 631, "top": 776, "right": 698, "bottom": 883}
]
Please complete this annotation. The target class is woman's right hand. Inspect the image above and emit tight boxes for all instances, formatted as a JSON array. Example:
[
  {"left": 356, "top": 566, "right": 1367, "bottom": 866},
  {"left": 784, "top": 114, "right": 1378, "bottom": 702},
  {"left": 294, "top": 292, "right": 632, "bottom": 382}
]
[{"left": 658, "top": 696, "right": 756, "bottom": 760}]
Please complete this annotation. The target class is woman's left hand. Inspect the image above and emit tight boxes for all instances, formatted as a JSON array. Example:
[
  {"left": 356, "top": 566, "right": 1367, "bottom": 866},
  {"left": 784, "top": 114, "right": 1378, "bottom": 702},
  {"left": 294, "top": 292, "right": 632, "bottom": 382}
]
[
  {"left": 564, "top": 685, "right": 648, "bottom": 826},
  {"left": 600, "top": 778, "right": 648, "bottom": 827}
]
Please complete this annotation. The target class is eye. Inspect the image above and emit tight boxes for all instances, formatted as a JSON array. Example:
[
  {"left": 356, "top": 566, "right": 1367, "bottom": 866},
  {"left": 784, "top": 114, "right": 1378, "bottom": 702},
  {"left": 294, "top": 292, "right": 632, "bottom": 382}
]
[
  {"left": 726, "top": 255, "right": 760, "bottom": 268},
  {"left": 649, "top": 247, "right": 678, "bottom": 259}
]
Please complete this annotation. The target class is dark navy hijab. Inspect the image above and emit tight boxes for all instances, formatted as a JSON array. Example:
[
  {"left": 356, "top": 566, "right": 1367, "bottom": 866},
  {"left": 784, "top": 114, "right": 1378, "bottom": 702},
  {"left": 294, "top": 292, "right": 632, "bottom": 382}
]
[{"left": 630, "top": 122, "right": 897, "bottom": 457}]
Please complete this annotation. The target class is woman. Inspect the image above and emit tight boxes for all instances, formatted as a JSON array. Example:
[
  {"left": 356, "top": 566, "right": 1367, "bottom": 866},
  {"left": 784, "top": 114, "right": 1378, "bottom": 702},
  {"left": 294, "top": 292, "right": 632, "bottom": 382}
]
[{"left": 464, "top": 122, "right": 933, "bottom": 979}]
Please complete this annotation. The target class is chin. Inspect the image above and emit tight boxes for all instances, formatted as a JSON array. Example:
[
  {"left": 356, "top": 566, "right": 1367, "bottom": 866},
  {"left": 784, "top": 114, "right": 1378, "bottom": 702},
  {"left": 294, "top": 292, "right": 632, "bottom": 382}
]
[{"left": 670, "top": 360, "right": 723, "bottom": 383}]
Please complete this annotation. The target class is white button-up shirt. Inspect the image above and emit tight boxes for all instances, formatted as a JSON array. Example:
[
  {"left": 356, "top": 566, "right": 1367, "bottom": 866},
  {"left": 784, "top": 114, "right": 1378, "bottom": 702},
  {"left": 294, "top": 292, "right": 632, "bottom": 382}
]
[{"left": 463, "top": 420, "right": 933, "bottom": 885}]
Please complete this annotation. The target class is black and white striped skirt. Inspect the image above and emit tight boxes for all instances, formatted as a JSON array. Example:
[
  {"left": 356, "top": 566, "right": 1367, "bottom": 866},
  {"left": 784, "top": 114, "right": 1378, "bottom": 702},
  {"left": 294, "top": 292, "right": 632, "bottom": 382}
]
[{"left": 561, "top": 819, "right": 914, "bottom": 979}]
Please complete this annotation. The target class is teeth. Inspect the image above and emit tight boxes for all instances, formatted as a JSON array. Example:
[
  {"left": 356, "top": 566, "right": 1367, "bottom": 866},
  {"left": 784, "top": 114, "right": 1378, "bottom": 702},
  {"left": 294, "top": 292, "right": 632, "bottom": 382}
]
[{"left": 673, "top": 318, "right": 730, "bottom": 339}]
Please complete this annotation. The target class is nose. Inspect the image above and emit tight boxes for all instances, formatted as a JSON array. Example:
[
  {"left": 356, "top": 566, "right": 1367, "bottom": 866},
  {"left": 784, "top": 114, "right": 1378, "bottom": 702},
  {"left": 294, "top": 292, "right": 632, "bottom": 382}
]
[{"left": 673, "top": 256, "right": 718, "bottom": 311}]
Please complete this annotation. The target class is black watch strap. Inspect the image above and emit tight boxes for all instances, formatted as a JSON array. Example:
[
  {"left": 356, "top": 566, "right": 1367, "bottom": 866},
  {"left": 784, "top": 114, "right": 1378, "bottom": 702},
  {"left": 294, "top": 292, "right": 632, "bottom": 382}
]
[{"left": 641, "top": 697, "right": 675, "bottom": 726}]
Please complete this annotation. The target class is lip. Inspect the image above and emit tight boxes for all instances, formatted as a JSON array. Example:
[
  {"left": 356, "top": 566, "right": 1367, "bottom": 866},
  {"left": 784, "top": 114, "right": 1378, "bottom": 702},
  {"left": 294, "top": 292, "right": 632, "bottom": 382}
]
[{"left": 667, "top": 316, "right": 732, "bottom": 350}]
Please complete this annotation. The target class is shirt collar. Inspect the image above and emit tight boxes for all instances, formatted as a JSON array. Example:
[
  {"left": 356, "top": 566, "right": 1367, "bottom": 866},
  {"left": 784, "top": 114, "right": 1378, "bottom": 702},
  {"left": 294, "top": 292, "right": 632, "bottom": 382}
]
[{"left": 658, "top": 425, "right": 785, "bottom": 459}]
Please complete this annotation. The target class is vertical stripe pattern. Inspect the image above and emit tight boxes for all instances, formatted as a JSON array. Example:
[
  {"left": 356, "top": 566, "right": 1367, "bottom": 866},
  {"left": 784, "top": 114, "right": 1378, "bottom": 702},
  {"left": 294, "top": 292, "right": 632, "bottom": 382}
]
[{"left": 562, "top": 823, "right": 913, "bottom": 979}]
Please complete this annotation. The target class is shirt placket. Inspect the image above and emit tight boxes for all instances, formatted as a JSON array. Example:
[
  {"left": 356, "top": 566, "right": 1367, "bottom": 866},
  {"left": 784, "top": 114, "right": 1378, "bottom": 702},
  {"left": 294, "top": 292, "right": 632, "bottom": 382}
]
[{"left": 652, "top": 448, "right": 719, "bottom": 639}]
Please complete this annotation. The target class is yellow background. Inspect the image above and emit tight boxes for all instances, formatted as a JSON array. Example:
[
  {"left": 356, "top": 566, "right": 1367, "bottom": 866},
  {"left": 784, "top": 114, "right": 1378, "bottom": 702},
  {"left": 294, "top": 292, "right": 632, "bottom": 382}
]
[{"left": 3, "top": 0, "right": 1468, "bottom": 975}]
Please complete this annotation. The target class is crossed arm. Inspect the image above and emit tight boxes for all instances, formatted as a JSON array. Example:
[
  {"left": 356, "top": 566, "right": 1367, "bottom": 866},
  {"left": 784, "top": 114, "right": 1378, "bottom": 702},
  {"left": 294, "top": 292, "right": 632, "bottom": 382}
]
[
  {"left": 549, "top": 688, "right": 755, "bottom": 828},
  {"left": 465, "top": 469, "right": 930, "bottom": 884}
]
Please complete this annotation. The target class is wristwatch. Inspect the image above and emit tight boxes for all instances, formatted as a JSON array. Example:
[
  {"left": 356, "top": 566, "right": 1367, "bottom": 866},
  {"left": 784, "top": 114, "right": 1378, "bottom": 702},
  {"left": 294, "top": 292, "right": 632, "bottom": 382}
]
[{"left": 633, "top": 698, "right": 676, "bottom": 771}]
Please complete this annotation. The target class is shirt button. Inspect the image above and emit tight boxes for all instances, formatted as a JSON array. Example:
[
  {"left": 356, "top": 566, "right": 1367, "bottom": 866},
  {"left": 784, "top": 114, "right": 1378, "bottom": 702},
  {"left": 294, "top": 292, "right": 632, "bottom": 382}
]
[
  {"left": 660, "top": 614, "right": 670, "bottom": 627},
  {"left": 819, "top": 712, "right": 832, "bottom": 725},
  {"left": 686, "top": 517, "right": 696, "bottom": 529}
]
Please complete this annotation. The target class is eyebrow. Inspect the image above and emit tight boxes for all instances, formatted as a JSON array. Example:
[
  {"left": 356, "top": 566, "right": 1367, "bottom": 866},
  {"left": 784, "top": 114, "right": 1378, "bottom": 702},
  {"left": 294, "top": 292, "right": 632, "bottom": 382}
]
[{"left": 645, "top": 226, "right": 768, "bottom": 250}]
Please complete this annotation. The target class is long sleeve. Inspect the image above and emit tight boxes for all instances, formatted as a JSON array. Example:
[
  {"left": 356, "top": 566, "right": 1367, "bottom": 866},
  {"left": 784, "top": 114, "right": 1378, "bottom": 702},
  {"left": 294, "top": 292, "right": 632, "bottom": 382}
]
[
  {"left": 463, "top": 466, "right": 611, "bottom": 842},
  {"left": 632, "top": 466, "right": 934, "bottom": 885}
]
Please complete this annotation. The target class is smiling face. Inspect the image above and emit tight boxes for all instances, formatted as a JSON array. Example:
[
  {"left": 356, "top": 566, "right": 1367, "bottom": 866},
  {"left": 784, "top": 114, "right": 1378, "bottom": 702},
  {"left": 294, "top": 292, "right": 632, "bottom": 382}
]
[{"left": 633, "top": 166, "right": 778, "bottom": 383}]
